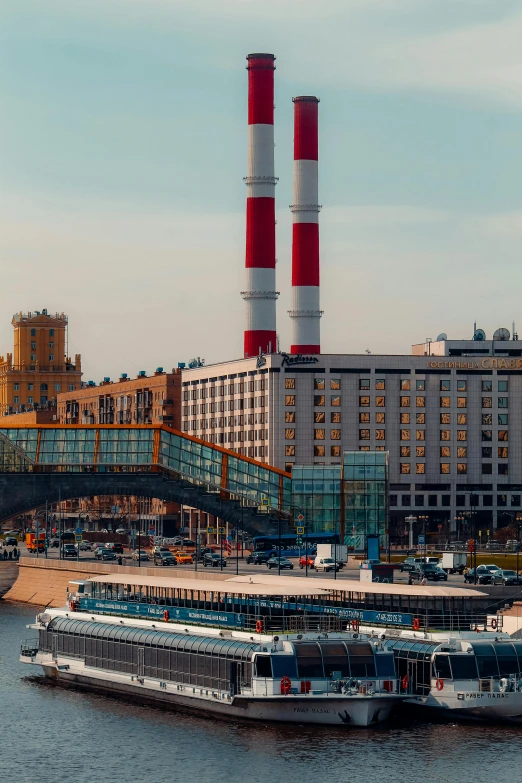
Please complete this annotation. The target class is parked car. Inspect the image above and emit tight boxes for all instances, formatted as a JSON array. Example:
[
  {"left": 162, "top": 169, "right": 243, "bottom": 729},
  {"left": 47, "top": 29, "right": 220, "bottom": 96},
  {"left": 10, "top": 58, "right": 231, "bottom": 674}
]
[
  {"left": 506, "top": 540, "right": 520, "bottom": 551},
  {"left": 3, "top": 536, "right": 19, "bottom": 547},
  {"left": 49, "top": 537, "right": 60, "bottom": 548},
  {"left": 174, "top": 551, "right": 193, "bottom": 564},
  {"left": 314, "top": 556, "right": 339, "bottom": 573},
  {"left": 153, "top": 551, "right": 177, "bottom": 566},
  {"left": 486, "top": 540, "right": 503, "bottom": 550},
  {"left": 203, "top": 553, "right": 227, "bottom": 568},
  {"left": 448, "top": 541, "right": 465, "bottom": 551},
  {"left": 195, "top": 547, "right": 214, "bottom": 561},
  {"left": 152, "top": 545, "right": 172, "bottom": 556},
  {"left": 267, "top": 556, "right": 294, "bottom": 570},
  {"left": 411, "top": 564, "right": 446, "bottom": 581},
  {"left": 246, "top": 551, "right": 270, "bottom": 565},
  {"left": 132, "top": 549, "right": 149, "bottom": 561},
  {"left": 100, "top": 549, "right": 117, "bottom": 561},
  {"left": 400, "top": 557, "right": 424, "bottom": 573},
  {"left": 464, "top": 566, "right": 498, "bottom": 584},
  {"left": 182, "top": 540, "right": 196, "bottom": 548},
  {"left": 492, "top": 569, "right": 522, "bottom": 586},
  {"left": 63, "top": 544, "right": 77, "bottom": 558},
  {"left": 78, "top": 541, "right": 91, "bottom": 551},
  {"left": 299, "top": 555, "right": 315, "bottom": 569}
]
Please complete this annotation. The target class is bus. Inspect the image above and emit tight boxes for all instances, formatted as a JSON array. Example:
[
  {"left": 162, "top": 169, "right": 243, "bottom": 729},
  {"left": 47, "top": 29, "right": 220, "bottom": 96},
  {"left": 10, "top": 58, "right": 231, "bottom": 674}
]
[{"left": 251, "top": 532, "right": 341, "bottom": 558}]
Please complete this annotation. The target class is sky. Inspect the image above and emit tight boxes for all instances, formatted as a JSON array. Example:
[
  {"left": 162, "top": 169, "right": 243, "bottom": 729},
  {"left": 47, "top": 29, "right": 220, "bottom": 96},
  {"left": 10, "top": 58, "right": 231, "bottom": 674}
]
[{"left": 2, "top": 0, "right": 522, "bottom": 380}]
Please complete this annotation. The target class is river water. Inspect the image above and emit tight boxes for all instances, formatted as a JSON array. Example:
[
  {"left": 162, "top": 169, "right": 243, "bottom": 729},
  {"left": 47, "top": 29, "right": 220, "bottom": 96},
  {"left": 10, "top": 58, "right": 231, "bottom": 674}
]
[{"left": 1, "top": 601, "right": 520, "bottom": 783}]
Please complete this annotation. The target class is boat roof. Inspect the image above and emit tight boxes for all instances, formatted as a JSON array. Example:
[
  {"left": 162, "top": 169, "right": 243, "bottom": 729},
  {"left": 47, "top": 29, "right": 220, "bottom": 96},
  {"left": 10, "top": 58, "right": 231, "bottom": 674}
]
[
  {"left": 226, "top": 575, "right": 487, "bottom": 599},
  {"left": 86, "top": 574, "right": 332, "bottom": 597}
]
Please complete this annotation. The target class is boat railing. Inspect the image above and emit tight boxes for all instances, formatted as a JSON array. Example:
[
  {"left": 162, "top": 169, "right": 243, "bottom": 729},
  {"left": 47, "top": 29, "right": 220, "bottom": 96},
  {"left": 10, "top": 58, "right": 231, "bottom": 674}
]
[
  {"left": 403, "top": 612, "right": 500, "bottom": 632},
  {"left": 20, "top": 639, "right": 39, "bottom": 657}
]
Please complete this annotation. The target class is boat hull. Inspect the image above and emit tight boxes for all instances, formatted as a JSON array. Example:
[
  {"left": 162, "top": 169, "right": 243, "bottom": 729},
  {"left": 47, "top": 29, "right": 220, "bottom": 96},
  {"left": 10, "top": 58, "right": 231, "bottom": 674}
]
[
  {"left": 34, "top": 660, "right": 398, "bottom": 727},
  {"left": 403, "top": 691, "right": 522, "bottom": 724}
]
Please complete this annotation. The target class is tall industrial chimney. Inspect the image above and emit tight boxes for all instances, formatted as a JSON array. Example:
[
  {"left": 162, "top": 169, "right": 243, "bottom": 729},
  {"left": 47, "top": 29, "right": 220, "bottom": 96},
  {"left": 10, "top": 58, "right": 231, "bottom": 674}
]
[
  {"left": 241, "top": 53, "right": 279, "bottom": 358},
  {"left": 289, "top": 96, "right": 322, "bottom": 354}
]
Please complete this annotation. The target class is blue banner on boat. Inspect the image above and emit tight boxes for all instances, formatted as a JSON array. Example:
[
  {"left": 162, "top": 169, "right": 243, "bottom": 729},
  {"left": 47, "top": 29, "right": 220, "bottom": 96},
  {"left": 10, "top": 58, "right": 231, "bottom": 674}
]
[
  {"left": 324, "top": 607, "right": 413, "bottom": 626},
  {"left": 79, "top": 598, "right": 245, "bottom": 627}
]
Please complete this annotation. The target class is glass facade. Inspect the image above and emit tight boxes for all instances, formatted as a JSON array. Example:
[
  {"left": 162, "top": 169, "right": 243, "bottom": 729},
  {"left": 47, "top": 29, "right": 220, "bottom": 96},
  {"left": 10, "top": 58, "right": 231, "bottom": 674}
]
[
  {"left": 291, "top": 465, "right": 342, "bottom": 534},
  {"left": 291, "top": 451, "right": 388, "bottom": 547},
  {"left": 344, "top": 451, "right": 387, "bottom": 547}
]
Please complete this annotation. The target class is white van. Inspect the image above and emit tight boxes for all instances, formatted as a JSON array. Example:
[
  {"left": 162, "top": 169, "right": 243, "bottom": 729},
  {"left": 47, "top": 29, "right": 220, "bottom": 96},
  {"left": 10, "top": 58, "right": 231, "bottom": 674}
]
[{"left": 314, "top": 556, "right": 339, "bottom": 573}]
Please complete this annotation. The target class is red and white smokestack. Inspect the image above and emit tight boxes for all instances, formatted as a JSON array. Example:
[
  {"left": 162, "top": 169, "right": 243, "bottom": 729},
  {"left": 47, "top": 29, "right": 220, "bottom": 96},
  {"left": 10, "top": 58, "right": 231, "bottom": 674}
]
[
  {"left": 241, "top": 53, "right": 279, "bottom": 358},
  {"left": 289, "top": 96, "right": 322, "bottom": 354}
]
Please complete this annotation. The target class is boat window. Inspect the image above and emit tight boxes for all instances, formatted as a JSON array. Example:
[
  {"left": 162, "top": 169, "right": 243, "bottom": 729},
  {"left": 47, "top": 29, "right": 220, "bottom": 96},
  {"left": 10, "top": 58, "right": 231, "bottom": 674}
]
[
  {"left": 319, "top": 642, "right": 350, "bottom": 678},
  {"left": 433, "top": 655, "right": 452, "bottom": 679},
  {"left": 271, "top": 655, "right": 298, "bottom": 679},
  {"left": 255, "top": 655, "right": 272, "bottom": 678},
  {"left": 346, "top": 643, "right": 376, "bottom": 678},
  {"left": 471, "top": 643, "right": 499, "bottom": 678},
  {"left": 375, "top": 654, "right": 396, "bottom": 678},
  {"left": 295, "top": 643, "right": 324, "bottom": 678},
  {"left": 495, "top": 644, "right": 519, "bottom": 676},
  {"left": 449, "top": 655, "right": 478, "bottom": 680}
]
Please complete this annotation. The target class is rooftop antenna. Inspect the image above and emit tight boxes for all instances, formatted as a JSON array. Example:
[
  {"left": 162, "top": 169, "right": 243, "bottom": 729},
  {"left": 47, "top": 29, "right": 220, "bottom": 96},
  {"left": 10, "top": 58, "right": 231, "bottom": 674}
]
[{"left": 513, "top": 322, "right": 518, "bottom": 341}]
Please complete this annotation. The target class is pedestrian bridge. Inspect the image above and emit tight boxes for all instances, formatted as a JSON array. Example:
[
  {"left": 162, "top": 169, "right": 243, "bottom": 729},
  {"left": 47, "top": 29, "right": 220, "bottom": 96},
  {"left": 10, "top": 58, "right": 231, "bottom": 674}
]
[{"left": 0, "top": 425, "right": 291, "bottom": 530}]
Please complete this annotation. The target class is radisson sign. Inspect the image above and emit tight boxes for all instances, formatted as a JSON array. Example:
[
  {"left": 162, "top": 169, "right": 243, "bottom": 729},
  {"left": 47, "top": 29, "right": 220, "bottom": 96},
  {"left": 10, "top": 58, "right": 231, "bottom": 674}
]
[
  {"left": 427, "top": 358, "right": 522, "bottom": 370},
  {"left": 281, "top": 352, "right": 319, "bottom": 367}
]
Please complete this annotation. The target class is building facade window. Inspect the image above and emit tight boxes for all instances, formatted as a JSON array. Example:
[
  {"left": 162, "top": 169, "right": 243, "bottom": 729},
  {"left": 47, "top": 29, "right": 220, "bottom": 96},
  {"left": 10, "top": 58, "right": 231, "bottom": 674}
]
[
  {"left": 285, "top": 429, "right": 295, "bottom": 440},
  {"left": 416, "top": 446, "right": 425, "bottom": 457},
  {"left": 416, "top": 380, "right": 425, "bottom": 391},
  {"left": 482, "top": 447, "right": 492, "bottom": 457},
  {"left": 440, "top": 464, "right": 450, "bottom": 474},
  {"left": 314, "top": 429, "right": 325, "bottom": 440},
  {"left": 285, "top": 378, "right": 295, "bottom": 389},
  {"left": 314, "top": 446, "right": 325, "bottom": 457},
  {"left": 498, "top": 414, "right": 508, "bottom": 425},
  {"left": 457, "top": 413, "right": 467, "bottom": 424},
  {"left": 400, "top": 464, "right": 411, "bottom": 474},
  {"left": 375, "top": 378, "right": 385, "bottom": 390},
  {"left": 359, "top": 379, "right": 370, "bottom": 390},
  {"left": 285, "top": 411, "right": 295, "bottom": 423},
  {"left": 285, "top": 445, "right": 295, "bottom": 456},
  {"left": 330, "top": 379, "right": 341, "bottom": 390},
  {"left": 457, "top": 430, "right": 467, "bottom": 441},
  {"left": 400, "top": 396, "right": 410, "bottom": 407},
  {"left": 482, "top": 464, "right": 492, "bottom": 474},
  {"left": 331, "top": 412, "right": 341, "bottom": 423},
  {"left": 416, "top": 396, "right": 425, "bottom": 407},
  {"left": 375, "top": 429, "right": 385, "bottom": 440},
  {"left": 359, "top": 429, "right": 370, "bottom": 440},
  {"left": 314, "top": 378, "right": 325, "bottom": 390},
  {"left": 498, "top": 447, "right": 508, "bottom": 458},
  {"left": 440, "top": 397, "right": 450, "bottom": 407},
  {"left": 314, "top": 395, "right": 325, "bottom": 406},
  {"left": 359, "top": 396, "right": 370, "bottom": 406},
  {"left": 331, "top": 395, "right": 341, "bottom": 407},
  {"left": 331, "top": 429, "right": 341, "bottom": 440},
  {"left": 359, "top": 412, "right": 370, "bottom": 423},
  {"left": 482, "top": 380, "right": 492, "bottom": 392},
  {"left": 457, "top": 447, "right": 467, "bottom": 458},
  {"left": 375, "top": 412, "right": 385, "bottom": 423},
  {"left": 498, "top": 430, "right": 509, "bottom": 441},
  {"left": 401, "top": 413, "right": 410, "bottom": 424},
  {"left": 416, "top": 413, "right": 425, "bottom": 424},
  {"left": 498, "top": 397, "right": 508, "bottom": 408},
  {"left": 440, "top": 446, "right": 450, "bottom": 457},
  {"left": 457, "top": 397, "right": 466, "bottom": 408},
  {"left": 482, "top": 397, "right": 492, "bottom": 408},
  {"left": 440, "top": 380, "right": 450, "bottom": 391},
  {"left": 482, "top": 414, "right": 492, "bottom": 425},
  {"left": 314, "top": 412, "right": 325, "bottom": 423},
  {"left": 457, "top": 463, "right": 467, "bottom": 474},
  {"left": 375, "top": 396, "right": 385, "bottom": 407},
  {"left": 416, "top": 430, "right": 425, "bottom": 441},
  {"left": 440, "top": 430, "right": 450, "bottom": 441},
  {"left": 457, "top": 380, "right": 467, "bottom": 391},
  {"left": 400, "top": 446, "right": 410, "bottom": 457},
  {"left": 400, "top": 430, "right": 410, "bottom": 441},
  {"left": 331, "top": 445, "right": 341, "bottom": 457},
  {"left": 416, "top": 463, "right": 425, "bottom": 474},
  {"left": 482, "top": 430, "right": 492, "bottom": 441},
  {"left": 440, "top": 413, "right": 450, "bottom": 424},
  {"left": 400, "top": 380, "right": 410, "bottom": 390}
]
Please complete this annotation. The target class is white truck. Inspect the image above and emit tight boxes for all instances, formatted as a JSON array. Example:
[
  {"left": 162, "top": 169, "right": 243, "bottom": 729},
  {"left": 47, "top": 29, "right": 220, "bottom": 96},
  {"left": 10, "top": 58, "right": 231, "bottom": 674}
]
[
  {"left": 441, "top": 551, "right": 467, "bottom": 574},
  {"left": 315, "top": 543, "right": 348, "bottom": 563}
]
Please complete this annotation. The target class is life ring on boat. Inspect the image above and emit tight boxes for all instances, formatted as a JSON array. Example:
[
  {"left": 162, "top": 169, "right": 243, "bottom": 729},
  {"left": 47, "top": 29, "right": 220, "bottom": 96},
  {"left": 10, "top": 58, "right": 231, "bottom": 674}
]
[
  {"left": 163, "top": 610, "right": 169, "bottom": 622},
  {"left": 401, "top": 675, "right": 409, "bottom": 690},
  {"left": 491, "top": 618, "right": 498, "bottom": 630},
  {"left": 69, "top": 600, "right": 76, "bottom": 611},
  {"left": 413, "top": 618, "right": 420, "bottom": 631},
  {"left": 255, "top": 620, "right": 263, "bottom": 634},
  {"left": 280, "top": 676, "right": 291, "bottom": 695},
  {"left": 351, "top": 620, "right": 360, "bottom": 632},
  {"left": 436, "top": 679, "right": 444, "bottom": 691}
]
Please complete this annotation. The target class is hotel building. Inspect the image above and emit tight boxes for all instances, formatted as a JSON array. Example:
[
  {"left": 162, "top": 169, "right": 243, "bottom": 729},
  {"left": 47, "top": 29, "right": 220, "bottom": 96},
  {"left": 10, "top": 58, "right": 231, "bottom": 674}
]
[{"left": 181, "top": 335, "right": 522, "bottom": 536}]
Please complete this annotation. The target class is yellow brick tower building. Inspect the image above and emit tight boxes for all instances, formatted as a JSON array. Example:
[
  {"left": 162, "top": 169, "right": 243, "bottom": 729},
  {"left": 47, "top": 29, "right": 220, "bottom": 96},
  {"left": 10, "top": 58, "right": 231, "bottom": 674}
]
[{"left": 0, "top": 309, "right": 82, "bottom": 417}]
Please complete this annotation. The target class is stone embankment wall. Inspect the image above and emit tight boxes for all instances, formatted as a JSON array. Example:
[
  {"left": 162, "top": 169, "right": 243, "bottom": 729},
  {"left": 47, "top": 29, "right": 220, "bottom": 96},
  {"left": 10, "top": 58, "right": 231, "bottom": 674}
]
[{"left": 4, "top": 558, "right": 230, "bottom": 607}]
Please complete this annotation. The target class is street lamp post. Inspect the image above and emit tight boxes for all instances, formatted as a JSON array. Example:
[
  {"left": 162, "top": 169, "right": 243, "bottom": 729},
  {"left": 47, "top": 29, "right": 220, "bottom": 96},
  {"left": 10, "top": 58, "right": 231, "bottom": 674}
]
[
  {"left": 418, "top": 515, "right": 428, "bottom": 560},
  {"left": 405, "top": 515, "right": 416, "bottom": 552}
]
